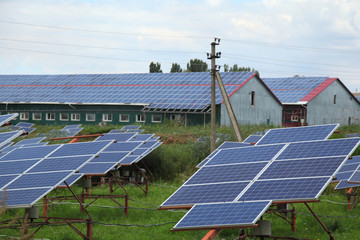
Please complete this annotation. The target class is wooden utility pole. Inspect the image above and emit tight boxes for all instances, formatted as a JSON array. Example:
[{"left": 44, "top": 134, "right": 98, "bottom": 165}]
[{"left": 207, "top": 38, "right": 220, "bottom": 152}]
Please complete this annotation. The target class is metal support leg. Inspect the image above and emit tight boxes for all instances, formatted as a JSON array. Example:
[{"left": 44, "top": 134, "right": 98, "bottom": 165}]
[{"left": 304, "top": 203, "right": 334, "bottom": 240}]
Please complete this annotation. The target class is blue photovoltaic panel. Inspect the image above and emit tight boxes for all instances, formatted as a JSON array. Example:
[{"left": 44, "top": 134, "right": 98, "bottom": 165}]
[
  {"left": 127, "top": 129, "right": 144, "bottom": 133},
  {"left": 0, "top": 131, "right": 24, "bottom": 148},
  {"left": 256, "top": 124, "right": 338, "bottom": 145},
  {"left": 5, "top": 171, "right": 73, "bottom": 189},
  {"left": 121, "top": 125, "right": 141, "bottom": 130},
  {"left": 65, "top": 128, "right": 83, "bottom": 137},
  {"left": 243, "top": 135, "right": 263, "bottom": 144},
  {"left": 60, "top": 173, "right": 84, "bottom": 187},
  {"left": 0, "top": 113, "right": 18, "bottom": 127},
  {"left": 335, "top": 180, "right": 360, "bottom": 190},
  {"left": 173, "top": 201, "right": 272, "bottom": 230},
  {"left": 1, "top": 188, "right": 52, "bottom": 208},
  {"left": 102, "top": 142, "right": 142, "bottom": 152},
  {"left": 259, "top": 156, "right": 346, "bottom": 179},
  {"left": 0, "top": 175, "right": 18, "bottom": 189},
  {"left": 15, "top": 137, "right": 45, "bottom": 146},
  {"left": 27, "top": 156, "right": 92, "bottom": 173},
  {"left": 348, "top": 168, "right": 360, "bottom": 183},
  {"left": 0, "top": 142, "right": 13, "bottom": 151},
  {"left": 0, "top": 160, "right": 40, "bottom": 175},
  {"left": 131, "top": 148, "right": 148, "bottom": 156},
  {"left": 205, "top": 144, "right": 285, "bottom": 166},
  {"left": 95, "top": 133, "right": 136, "bottom": 142},
  {"left": 238, "top": 177, "right": 330, "bottom": 202},
  {"left": 186, "top": 162, "right": 268, "bottom": 185},
  {"left": 62, "top": 124, "right": 82, "bottom": 129},
  {"left": 196, "top": 141, "right": 254, "bottom": 168},
  {"left": 16, "top": 122, "right": 34, "bottom": 128},
  {"left": 161, "top": 182, "right": 250, "bottom": 207},
  {"left": 262, "top": 77, "right": 328, "bottom": 103},
  {"left": 48, "top": 140, "right": 112, "bottom": 157},
  {"left": 108, "top": 129, "right": 124, "bottom": 133},
  {"left": 78, "top": 163, "right": 117, "bottom": 174},
  {"left": 0, "top": 145, "right": 60, "bottom": 161},
  {"left": 89, "top": 152, "right": 128, "bottom": 163},
  {"left": 277, "top": 138, "right": 360, "bottom": 160},
  {"left": 128, "top": 134, "right": 154, "bottom": 141},
  {"left": 119, "top": 156, "right": 139, "bottom": 165},
  {"left": 0, "top": 72, "right": 254, "bottom": 110}
]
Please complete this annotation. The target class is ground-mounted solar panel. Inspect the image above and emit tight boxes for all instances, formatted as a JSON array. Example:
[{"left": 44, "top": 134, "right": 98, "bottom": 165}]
[
  {"left": 0, "top": 160, "right": 40, "bottom": 175},
  {"left": 243, "top": 135, "right": 263, "bottom": 144},
  {"left": 0, "top": 175, "right": 18, "bottom": 189},
  {"left": 0, "top": 131, "right": 24, "bottom": 149},
  {"left": 0, "top": 113, "right": 18, "bottom": 127},
  {"left": 237, "top": 177, "right": 331, "bottom": 202},
  {"left": 118, "top": 156, "right": 139, "bottom": 165},
  {"left": 0, "top": 142, "right": 13, "bottom": 151},
  {"left": 78, "top": 163, "right": 117, "bottom": 174},
  {"left": 62, "top": 124, "right": 82, "bottom": 130},
  {"left": 102, "top": 141, "right": 143, "bottom": 152},
  {"left": 173, "top": 201, "right": 272, "bottom": 230},
  {"left": 348, "top": 168, "right": 360, "bottom": 183},
  {"left": 89, "top": 152, "right": 129, "bottom": 163},
  {"left": 1, "top": 187, "right": 53, "bottom": 208},
  {"left": 334, "top": 180, "right": 360, "bottom": 190},
  {"left": 256, "top": 124, "right": 339, "bottom": 145},
  {"left": 27, "top": 156, "right": 93, "bottom": 173},
  {"left": 48, "top": 140, "right": 113, "bottom": 158},
  {"left": 0, "top": 144, "right": 60, "bottom": 161},
  {"left": 128, "top": 134, "right": 154, "bottom": 142},
  {"left": 15, "top": 122, "right": 34, "bottom": 128},
  {"left": 60, "top": 173, "right": 84, "bottom": 187},
  {"left": 121, "top": 125, "right": 141, "bottom": 130},
  {"left": 161, "top": 182, "right": 251, "bottom": 207},
  {"left": 333, "top": 156, "right": 360, "bottom": 189},
  {"left": 15, "top": 137, "right": 45, "bottom": 146},
  {"left": 95, "top": 133, "right": 136, "bottom": 142},
  {"left": 205, "top": 144, "right": 285, "bottom": 166}
]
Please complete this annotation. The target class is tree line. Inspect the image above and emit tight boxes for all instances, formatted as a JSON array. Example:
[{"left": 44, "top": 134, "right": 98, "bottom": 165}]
[{"left": 149, "top": 59, "right": 258, "bottom": 75}]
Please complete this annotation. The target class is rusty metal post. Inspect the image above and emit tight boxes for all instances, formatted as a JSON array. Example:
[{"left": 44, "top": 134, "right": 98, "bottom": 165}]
[
  {"left": 87, "top": 219, "right": 93, "bottom": 240},
  {"left": 202, "top": 229, "right": 221, "bottom": 240},
  {"left": 43, "top": 196, "right": 48, "bottom": 220},
  {"left": 304, "top": 203, "right": 334, "bottom": 240},
  {"left": 291, "top": 208, "right": 296, "bottom": 232}
]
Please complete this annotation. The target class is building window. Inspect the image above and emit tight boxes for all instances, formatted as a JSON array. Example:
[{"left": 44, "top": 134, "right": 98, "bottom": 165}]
[
  {"left": 71, "top": 113, "right": 80, "bottom": 121},
  {"left": 20, "top": 112, "right": 29, "bottom": 120},
  {"left": 136, "top": 114, "right": 145, "bottom": 122},
  {"left": 334, "top": 95, "right": 336, "bottom": 104},
  {"left": 60, "top": 113, "right": 69, "bottom": 121},
  {"left": 102, "top": 113, "right": 112, "bottom": 122},
  {"left": 86, "top": 113, "right": 96, "bottom": 122},
  {"left": 120, "top": 114, "right": 129, "bottom": 122},
  {"left": 33, "top": 113, "right": 42, "bottom": 120},
  {"left": 170, "top": 114, "right": 181, "bottom": 121},
  {"left": 251, "top": 91, "right": 255, "bottom": 107},
  {"left": 46, "top": 113, "right": 55, "bottom": 121},
  {"left": 152, "top": 114, "right": 162, "bottom": 123}
]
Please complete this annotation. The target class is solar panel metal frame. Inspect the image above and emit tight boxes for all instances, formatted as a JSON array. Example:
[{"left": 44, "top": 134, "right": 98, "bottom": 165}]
[
  {"left": 0, "top": 131, "right": 25, "bottom": 149},
  {"left": 0, "top": 113, "right": 18, "bottom": 127}
]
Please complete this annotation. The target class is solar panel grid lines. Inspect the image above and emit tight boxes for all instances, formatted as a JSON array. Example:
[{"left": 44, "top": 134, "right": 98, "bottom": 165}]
[
  {"left": 0, "top": 131, "right": 25, "bottom": 149},
  {"left": 15, "top": 137, "right": 46, "bottom": 146},
  {"left": 0, "top": 113, "right": 18, "bottom": 127},
  {"left": 0, "top": 144, "right": 61, "bottom": 162},
  {"left": 89, "top": 152, "right": 129, "bottom": 163},
  {"left": 3, "top": 187, "right": 53, "bottom": 208},
  {"left": 59, "top": 173, "right": 84, "bottom": 187},
  {"left": 172, "top": 200, "right": 273, "bottom": 231},
  {"left": 196, "top": 141, "right": 230, "bottom": 168},
  {"left": 348, "top": 166, "right": 360, "bottom": 183},
  {"left": 15, "top": 122, "right": 34, "bottom": 128},
  {"left": 94, "top": 132, "right": 137, "bottom": 142},
  {"left": 78, "top": 162, "right": 118, "bottom": 174},
  {"left": 334, "top": 180, "right": 360, "bottom": 190},
  {"left": 243, "top": 135, "right": 263, "bottom": 144},
  {"left": 255, "top": 124, "right": 339, "bottom": 146},
  {"left": 237, "top": 177, "right": 332, "bottom": 202},
  {"left": 276, "top": 138, "right": 360, "bottom": 160}
]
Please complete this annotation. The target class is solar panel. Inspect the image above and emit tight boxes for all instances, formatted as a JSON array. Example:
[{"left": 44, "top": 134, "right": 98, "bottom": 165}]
[
  {"left": 333, "top": 156, "right": 360, "bottom": 189},
  {"left": 0, "top": 175, "right": 18, "bottom": 189},
  {"left": 0, "top": 159, "right": 40, "bottom": 175},
  {"left": 0, "top": 113, "right": 18, "bottom": 127},
  {"left": 62, "top": 124, "right": 82, "bottom": 129},
  {"left": 348, "top": 168, "right": 360, "bottom": 183},
  {"left": 2, "top": 188, "right": 53, "bottom": 208},
  {"left": 0, "top": 131, "right": 24, "bottom": 149},
  {"left": 121, "top": 125, "right": 141, "bottom": 130},
  {"left": 118, "top": 156, "right": 139, "bottom": 165},
  {"left": 237, "top": 177, "right": 331, "bottom": 202},
  {"left": 128, "top": 134, "right": 154, "bottom": 141},
  {"left": 89, "top": 152, "right": 129, "bottom": 163},
  {"left": 243, "top": 135, "right": 262, "bottom": 144},
  {"left": 334, "top": 180, "right": 360, "bottom": 190},
  {"left": 95, "top": 133, "right": 136, "bottom": 142},
  {"left": 78, "top": 163, "right": 117, "bottom": 174},
  {"left": 161, "top": 136, "right": 360, "bottom": 208},
  {"left": 0, "top": 145, "right": 60, "bottom": 161},
  {"left": 256, "top": 124, "right": 339, "bottom": 145},
  {"left": 161, "top": 182, "right": 251, "bottom": 207},
  {"left": 16, "top": 122, "right": 34, "bottom": 128},
  {"left": 60, "top": 173, "right": 84, "bottom": 187},
  {"left": 48, "top": 141, "right": 112, "bottom": 158},
  {"left": 204, "top": 144, "right": 285, "bottom": 166},
  {"left": 15, "top": 137, "right": 45, "bottom": 146},
  {"left": 27, "top": 156, "right": 93, "bottom": 172},
  {"left": 173, "top": 201, "right": 272, "bottom": 230},
  {"left": 102, "top": 142, "right": 143, "bottom": 152}
]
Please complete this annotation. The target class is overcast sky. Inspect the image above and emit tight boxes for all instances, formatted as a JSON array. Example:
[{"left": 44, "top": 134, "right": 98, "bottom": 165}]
[{"left": 0, "top": 0, "right": 359, "bottom": 91}]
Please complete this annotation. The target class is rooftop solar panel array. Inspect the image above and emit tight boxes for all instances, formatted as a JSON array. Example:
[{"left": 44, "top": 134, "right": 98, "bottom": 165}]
[
  {"left": 0, "top": 72, "right": 254, "bottom": 110},
  {"left": 0, "top": 113, "right": 18, "bottom": 127},
  {"left": 262, "top": 77, "right": 329, "bottom": 103},
  {"left": 0, "top": 140, "right": 113, "bottom": 208},
  {"left": 173, "top": 201, "right": 272, "bottom": 230},
  {"left": 161, "top": 137, "right": 360, "bottom": 207}
]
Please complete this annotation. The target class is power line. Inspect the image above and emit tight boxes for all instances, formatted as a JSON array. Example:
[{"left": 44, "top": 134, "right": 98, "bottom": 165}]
[
  {"left": 0, "top": 20, "right": 212, "bottom": 39},
  {"left": 0, "top": 37, "right": 205, "bottom": 54},
  {"left": 222, "top": 38, "right": 360, "bottom": 55}
]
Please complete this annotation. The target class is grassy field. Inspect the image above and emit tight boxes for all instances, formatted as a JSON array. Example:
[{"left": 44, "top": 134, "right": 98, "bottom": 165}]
[{"left": 1, "top": 123, "right": 360, "bottom": 239}]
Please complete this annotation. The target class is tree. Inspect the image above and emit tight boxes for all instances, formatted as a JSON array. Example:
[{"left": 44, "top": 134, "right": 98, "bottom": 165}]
[
  {"left": 170, "top": 63, "right": 182, "bottom": 73},
  {"left": 223, "top": 64, "right": 229, "bottom": 72},
  {"left": 224, "top": 64, "right": 259, "bottom": 76},
  {"left": 149, "top": 62, "right": 163, "bottom": 73},
  {"left": 186, "top": 58, "right": 208, "bottom": 72}
]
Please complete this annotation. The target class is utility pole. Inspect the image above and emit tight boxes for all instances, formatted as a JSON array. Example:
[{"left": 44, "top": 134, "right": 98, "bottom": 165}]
[{"left": 207, "top": 38, "right": 221, "bottom": 152}]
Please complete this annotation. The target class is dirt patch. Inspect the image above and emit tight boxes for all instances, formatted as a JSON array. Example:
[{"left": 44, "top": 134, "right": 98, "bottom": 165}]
[{"left": 156, "top": 133, "right": 198, "bottom": 144}]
